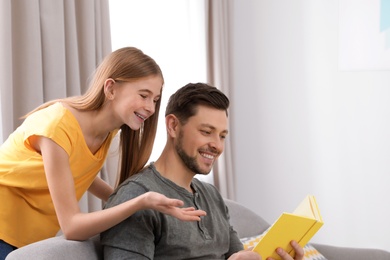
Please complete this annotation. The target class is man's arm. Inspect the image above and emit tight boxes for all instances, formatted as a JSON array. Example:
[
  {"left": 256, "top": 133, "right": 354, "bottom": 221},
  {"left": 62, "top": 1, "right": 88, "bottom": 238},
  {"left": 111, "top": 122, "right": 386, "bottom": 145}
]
[
  {"left": 223, "top": 202, "right": 244, "bottom": 258},
  {"left": 101, "top": 182, "right": 157, "bottom": 259},
  {"left": 103, "top": 246, "right": 151, "bottom": 260}
]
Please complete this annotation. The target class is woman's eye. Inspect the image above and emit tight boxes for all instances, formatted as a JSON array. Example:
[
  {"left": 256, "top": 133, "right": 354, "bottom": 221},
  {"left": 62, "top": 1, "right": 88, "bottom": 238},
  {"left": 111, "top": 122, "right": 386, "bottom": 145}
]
[
  {"left": 201, "top": 130, "right": 210, "bottom": 135},
  {"left": 140, "top": 94, "right": 147, "bottom": 99}
]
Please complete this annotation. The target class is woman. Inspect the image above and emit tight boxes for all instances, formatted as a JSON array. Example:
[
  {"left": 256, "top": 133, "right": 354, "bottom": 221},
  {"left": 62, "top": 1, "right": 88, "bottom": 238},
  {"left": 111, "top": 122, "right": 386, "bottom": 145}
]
[{"left": 0, "top": 47, "right": 206, "bottom": 259}]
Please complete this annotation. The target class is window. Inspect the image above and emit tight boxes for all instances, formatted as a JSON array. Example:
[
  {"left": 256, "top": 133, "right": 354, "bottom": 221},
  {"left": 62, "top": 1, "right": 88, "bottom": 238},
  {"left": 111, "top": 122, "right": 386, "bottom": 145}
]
[{"left": 109, "top": 0, "right": 212, "bottom": 183}]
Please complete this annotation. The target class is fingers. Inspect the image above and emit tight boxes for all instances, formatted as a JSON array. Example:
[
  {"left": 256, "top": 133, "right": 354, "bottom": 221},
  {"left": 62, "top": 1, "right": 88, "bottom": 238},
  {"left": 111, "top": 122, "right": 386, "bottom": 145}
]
[
  {"left": 177, "top": 208, "right": 207, "bottom": 221},
  {"left": 228, "top": 251, "right": 261, "bottom": 260},
  {"left": 270, "top": 241, "right": 304, "bottom": 260},
  {"left": 290, "top": 241, "right": 304, "bottom": 260},
  {"left": 145, "top": 191, "right": 184, "bottom": 207},
  {"left": 181, "top": 207, "right": 207, "bottom": 215},
  {"left": 272, "top": 247, "right": 289, "bottom": 260},
  {"left": 178, "top": 215, "right": 201, "bottom": 221},
  {"left": 144, "top": 192, "right": 207, "bottom": 221},
  {"left": 181, "top": 207, "right": 196, "bottom": 211},
  {"left": 167, "top": 198, "right": 184, "bottom": 207}
]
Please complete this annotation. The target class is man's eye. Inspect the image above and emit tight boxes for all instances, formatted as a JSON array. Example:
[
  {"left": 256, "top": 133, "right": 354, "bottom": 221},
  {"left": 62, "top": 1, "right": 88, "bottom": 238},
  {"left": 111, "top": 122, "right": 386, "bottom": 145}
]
[{"left": 201, "top": 130, "right": 210, "bottom": 135}]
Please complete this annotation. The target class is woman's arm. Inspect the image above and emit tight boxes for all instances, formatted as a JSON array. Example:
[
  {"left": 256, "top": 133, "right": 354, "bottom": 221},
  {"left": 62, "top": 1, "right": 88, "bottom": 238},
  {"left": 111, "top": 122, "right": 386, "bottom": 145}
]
[
  {"left": 32, "top": 136, "right": 206, "bottom": 241},
  {"left": 88, "top": 176, "right": 114, "bottom": 202}
]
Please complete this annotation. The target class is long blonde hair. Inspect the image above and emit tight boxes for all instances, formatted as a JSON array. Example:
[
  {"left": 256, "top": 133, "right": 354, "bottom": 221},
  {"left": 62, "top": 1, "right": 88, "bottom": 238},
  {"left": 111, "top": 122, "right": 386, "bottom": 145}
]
[{"left": 26, "top": 47, "right": 163, "bottom": 187}]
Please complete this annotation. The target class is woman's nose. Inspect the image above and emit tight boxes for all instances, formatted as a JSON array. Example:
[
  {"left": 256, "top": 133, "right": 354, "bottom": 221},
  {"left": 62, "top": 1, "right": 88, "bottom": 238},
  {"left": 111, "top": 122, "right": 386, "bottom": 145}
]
[{"left": 145, "top": 99, "right": 155, "bottom": 114}]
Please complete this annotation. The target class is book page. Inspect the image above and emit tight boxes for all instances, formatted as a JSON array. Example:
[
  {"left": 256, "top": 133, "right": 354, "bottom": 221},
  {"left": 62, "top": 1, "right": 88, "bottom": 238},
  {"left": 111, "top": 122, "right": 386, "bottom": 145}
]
[{"left": 292, "top": 195, "right": 322, "bottom": 221}]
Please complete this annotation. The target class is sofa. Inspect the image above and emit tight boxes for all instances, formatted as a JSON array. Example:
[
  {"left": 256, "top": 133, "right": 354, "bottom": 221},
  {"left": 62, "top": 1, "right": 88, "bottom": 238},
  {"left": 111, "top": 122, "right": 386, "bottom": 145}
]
[{"left": 6, "top": 199, "right": 390, "bottom": 260}]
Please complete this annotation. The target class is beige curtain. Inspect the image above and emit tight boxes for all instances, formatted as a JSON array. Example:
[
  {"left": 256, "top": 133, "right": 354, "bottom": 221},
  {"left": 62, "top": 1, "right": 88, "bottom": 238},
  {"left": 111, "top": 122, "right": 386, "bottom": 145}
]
[
  {"left": 206, "top": 0, "right": 236, "bottom": 200},
  {"left": 0, "top": 0, "right": 112, "bottom": 213}
]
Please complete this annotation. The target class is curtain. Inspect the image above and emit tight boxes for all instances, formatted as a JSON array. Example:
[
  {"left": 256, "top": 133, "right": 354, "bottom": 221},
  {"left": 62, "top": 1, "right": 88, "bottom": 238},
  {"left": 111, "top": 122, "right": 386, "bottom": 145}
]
[
  {"left": 0, "top": 0, "right": 112, "bottom": 213},
  {"left": 206, "top": 0, "right": 236, "bottom": 200}
]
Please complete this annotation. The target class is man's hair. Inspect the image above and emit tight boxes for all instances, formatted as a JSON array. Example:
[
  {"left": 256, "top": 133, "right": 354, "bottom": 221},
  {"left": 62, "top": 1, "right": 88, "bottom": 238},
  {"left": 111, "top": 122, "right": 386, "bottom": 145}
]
[{"left": 165, "top": 83, "right": 229, "bottom": 124}]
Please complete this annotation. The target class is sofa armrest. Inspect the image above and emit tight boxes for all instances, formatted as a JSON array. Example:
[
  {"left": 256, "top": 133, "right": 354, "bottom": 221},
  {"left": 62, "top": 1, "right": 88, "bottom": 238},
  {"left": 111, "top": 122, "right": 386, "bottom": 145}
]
[
  {"left": 311, "top": 243, "right": 390, "bottom": 260},
  {"left": 224, "top": 198, "right": 270, "bottom": 238},
  {"left": 6, "top": 235, "right": 102, "bottom": 260}
]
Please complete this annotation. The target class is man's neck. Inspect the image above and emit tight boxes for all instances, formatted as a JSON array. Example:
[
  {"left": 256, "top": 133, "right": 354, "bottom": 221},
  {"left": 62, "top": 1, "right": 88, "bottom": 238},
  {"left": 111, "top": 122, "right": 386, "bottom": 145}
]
[{"left": 154, "top": 151, "right": 195, "bottom": 193}]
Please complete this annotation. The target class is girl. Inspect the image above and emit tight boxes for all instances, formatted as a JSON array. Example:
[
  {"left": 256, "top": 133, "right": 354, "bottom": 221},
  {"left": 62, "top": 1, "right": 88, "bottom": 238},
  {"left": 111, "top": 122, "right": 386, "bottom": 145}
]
[{"left": 0, "top": 47, "right": 206, "bottom": 259}]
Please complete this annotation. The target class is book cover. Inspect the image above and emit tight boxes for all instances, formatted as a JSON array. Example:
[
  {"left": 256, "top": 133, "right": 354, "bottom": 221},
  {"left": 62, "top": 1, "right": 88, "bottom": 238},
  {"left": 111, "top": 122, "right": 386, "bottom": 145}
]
[{"left": 252, "top": 195, "right": 324, "bottom": 259}]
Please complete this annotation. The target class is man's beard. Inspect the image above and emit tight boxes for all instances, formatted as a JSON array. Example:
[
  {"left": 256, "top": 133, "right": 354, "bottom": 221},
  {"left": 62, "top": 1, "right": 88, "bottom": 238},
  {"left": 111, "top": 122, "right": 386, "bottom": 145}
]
[{"left": 175, "top": 130, "right": 212, "bottom": 175}]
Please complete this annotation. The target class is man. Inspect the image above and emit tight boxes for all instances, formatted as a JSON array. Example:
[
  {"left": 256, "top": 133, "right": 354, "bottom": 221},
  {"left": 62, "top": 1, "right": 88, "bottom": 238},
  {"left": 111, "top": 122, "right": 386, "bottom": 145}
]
[{"left": 101, "top": 83, "right": 303, "bottom": 260}]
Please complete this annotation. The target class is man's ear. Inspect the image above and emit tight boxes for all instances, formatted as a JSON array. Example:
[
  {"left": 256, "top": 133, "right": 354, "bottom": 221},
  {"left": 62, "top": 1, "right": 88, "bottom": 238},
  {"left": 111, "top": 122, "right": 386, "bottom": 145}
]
[
  {"left": 166, "top": 114, "right": 179, "bottom": 138},
  {"left": 104, "top": 78, "right": 116, "bottom": 100}
]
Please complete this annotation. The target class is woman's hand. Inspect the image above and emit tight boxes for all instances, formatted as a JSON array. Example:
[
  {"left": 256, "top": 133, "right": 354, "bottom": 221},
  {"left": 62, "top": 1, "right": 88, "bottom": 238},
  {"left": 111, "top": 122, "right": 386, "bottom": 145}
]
[{"left": 141, "top": 191, "right": 207, "bottom": 221}]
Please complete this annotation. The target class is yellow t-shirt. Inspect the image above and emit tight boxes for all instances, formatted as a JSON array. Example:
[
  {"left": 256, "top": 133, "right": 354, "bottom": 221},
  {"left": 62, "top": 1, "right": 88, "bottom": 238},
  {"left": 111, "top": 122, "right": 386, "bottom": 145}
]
[{"left": 0, "top": 102, "right": 118, "bottom": 248}]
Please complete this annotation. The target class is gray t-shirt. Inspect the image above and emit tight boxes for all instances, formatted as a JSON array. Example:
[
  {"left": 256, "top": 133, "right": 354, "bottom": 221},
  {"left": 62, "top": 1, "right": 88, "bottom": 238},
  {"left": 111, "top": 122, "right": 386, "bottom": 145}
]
[{"left": 101, "top": 163, "right": 243, "bottom": 259}]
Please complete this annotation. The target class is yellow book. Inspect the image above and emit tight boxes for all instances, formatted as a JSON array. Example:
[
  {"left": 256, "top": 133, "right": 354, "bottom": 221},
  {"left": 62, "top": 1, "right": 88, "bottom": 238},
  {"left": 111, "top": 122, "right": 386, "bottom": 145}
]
[{"left": 252, "top": 195, "right": 324, "bottom": 259}]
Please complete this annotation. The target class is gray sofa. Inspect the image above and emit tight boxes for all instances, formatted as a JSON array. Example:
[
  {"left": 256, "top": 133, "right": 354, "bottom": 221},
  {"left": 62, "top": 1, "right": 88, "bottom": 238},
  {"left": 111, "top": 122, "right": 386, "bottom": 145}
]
[{"left": 6, "top": 199, "right": 390, "bottom": 260}]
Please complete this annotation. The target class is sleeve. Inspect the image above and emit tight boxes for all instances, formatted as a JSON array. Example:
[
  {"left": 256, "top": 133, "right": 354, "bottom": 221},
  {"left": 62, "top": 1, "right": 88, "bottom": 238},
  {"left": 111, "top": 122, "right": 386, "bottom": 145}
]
[
  {"left": 22, "top": 105, "right": 74, "bottom": 155},
  {"left": 225, "top": 203, "right": 244, "bottom": 258},
  {"left": 100, "top": 182, "right": 159, "bottom": 260},
  {"left": 103, "top": 246, "right": 150, "bottom": 260}
]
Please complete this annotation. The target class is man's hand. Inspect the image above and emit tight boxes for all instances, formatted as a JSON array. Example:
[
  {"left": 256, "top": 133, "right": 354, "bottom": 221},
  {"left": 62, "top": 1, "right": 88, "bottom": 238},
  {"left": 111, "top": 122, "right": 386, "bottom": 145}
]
[
  {"left": 268, "top": 240, "right": 304, "bottom": 260},
  {"left": 228, "top": 249, "right": 262, "bottom": 260},
  {"left": 232, "top": 240, "right": 304, "bottom": 260}
]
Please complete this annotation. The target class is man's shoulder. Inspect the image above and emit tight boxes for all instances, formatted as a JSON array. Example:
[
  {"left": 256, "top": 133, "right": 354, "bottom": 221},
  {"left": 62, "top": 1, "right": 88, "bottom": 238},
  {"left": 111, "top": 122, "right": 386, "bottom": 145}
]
[
  {"left": 117, "top": 166, "right": 159, "bottom": 190},
  {"left": 192, "top": 178, "right": 224, "bottom": 199},
  {"left": 105, "top": 166, "right": 159, "bottom": 207},
  {"left": 192, "top": 178, "right": 218, "bottom": 191}
]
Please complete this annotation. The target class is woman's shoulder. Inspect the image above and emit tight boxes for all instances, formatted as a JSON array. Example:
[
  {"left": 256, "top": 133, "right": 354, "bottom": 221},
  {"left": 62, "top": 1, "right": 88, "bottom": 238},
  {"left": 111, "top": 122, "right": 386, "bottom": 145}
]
[
  {"left": 22, "top": 102, "right": 79, "bottom": 137},
  {"left": 26, "top": 102, "right": 67, "bottom": 120}
]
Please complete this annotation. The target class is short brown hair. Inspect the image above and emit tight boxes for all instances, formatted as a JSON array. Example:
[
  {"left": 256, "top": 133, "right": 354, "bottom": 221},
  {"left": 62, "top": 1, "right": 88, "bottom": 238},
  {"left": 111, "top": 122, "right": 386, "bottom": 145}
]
[{"left": 165, "top": 83, "right": 229, "bottom": 124}]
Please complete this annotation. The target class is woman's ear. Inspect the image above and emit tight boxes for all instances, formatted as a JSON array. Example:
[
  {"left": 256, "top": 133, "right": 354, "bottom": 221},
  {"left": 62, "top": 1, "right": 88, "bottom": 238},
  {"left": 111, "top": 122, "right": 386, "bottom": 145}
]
[
  {"left": 104, "top": 78, "right": 116, "bottom": 100},
  {"left": 166, "top": 114, "right": 179, "bottom": 138}
]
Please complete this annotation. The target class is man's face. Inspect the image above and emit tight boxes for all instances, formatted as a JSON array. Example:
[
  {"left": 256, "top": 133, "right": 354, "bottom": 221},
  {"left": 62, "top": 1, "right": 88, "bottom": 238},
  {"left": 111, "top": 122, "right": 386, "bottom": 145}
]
[{"left": 174, "top": 105, "right": 228, "bottom": 175}]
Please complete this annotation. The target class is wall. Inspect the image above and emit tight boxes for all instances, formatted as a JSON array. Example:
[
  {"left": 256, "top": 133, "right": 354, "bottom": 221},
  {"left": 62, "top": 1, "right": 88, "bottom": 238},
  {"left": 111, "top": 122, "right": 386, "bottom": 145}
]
[{"left": 230, "top": 0, "right": 390, "bottom": 251}]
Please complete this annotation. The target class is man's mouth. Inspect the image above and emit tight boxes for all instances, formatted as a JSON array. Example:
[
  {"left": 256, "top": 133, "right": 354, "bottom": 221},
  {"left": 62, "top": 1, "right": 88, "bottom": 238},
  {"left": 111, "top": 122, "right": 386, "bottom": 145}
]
[{"left": 200, "top": 152, "right": 216, "bottom": 160}]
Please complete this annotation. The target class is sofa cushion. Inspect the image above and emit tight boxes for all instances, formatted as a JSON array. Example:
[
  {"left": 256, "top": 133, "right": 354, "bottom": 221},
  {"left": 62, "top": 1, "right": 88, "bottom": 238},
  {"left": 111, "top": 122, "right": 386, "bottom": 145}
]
[
  {"left": 240, "top": 233, "right": 327, "bottom": 260},
  {"left": 224, "top": 198, "right": 270, "bottom": 238},
  {"left": 6, "top": 235, "right": 102, "bottom": 260},
  {"left": 311, "top": 243, "right": 390, "bottom": 260}
]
